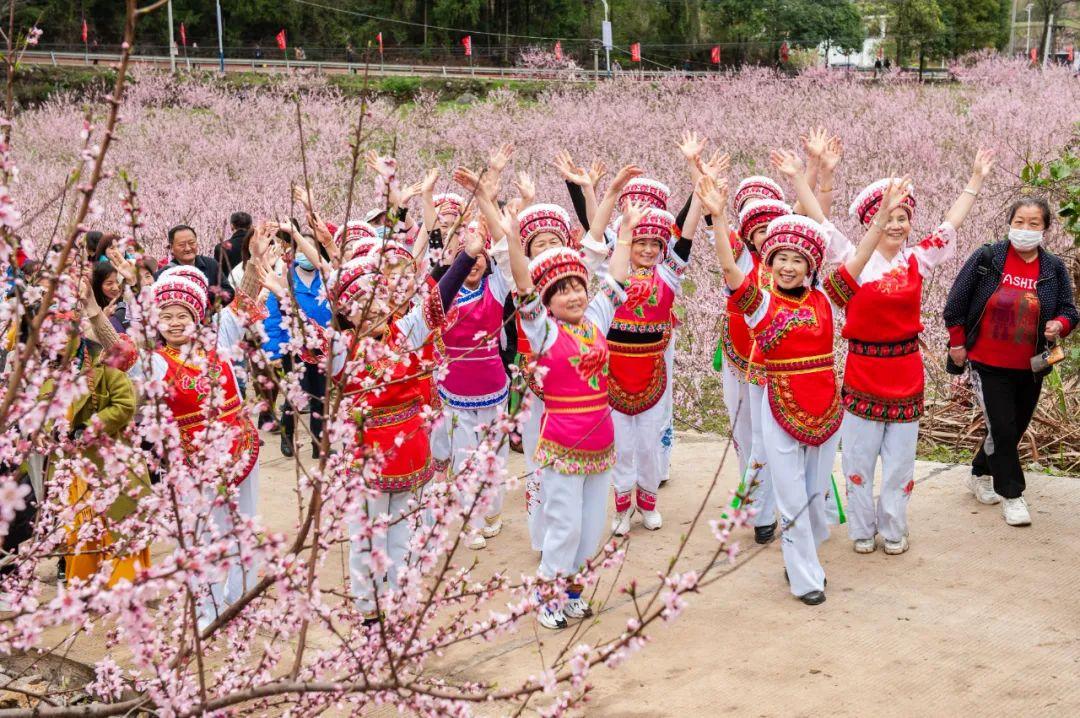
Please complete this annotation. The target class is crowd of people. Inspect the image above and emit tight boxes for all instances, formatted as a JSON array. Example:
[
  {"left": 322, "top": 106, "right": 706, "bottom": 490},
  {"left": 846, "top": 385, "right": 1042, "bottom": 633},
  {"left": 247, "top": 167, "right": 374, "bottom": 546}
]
[{"left": 2, "top": 131, "right": 1076, "bottom": 629}]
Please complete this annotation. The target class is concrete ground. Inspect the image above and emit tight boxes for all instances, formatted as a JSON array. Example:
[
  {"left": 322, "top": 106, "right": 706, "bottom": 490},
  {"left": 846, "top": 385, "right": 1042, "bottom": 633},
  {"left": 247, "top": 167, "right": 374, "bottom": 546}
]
[
  {"left": 261, "top": 429, "right": 1080, "bottom": 717},
  {"left": 16, "top": 429, "right": 1079, "bottom": 716}
]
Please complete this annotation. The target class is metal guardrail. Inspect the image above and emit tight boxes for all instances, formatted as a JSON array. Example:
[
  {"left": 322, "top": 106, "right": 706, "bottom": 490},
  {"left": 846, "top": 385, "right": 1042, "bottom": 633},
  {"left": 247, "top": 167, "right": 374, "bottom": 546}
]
[{"left": 20, "top": 49, "right": 954, "bottom": 82}]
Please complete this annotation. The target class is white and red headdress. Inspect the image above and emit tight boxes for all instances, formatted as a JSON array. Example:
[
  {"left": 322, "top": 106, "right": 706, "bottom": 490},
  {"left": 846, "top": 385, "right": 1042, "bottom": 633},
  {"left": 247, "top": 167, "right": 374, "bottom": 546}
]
[
  {"left": 618, "top": 178, "right": 671, "bottom": 212},
  {"left": 760, "top": 214, "right": 827, "bottom": 274},
  {"left": 849, "top": 178, "right": 917, "bottom": 226},
  {"left": 433, "top": 192, "right": 466, "bottom": 218},
  {"left": 613, "top": 207, "right": 676, "bottom": 255},
  {"left": 152, "top": 274, "right": 208, "bottom": 324},
  {"left": 518, "top": 203, "right": 572, "bottom": 253},
  {"left": 529, "top": 246, "right": 588, "bottom": 301},
  {"left": 332, "top": 255, "right": 388, "bottom": 309},
  {"left": 738, "top": 198, "right": 792, "bottom": 243},
  {"left": 157, "top": 265, "right": 208, "bottom": 294},
  {"left": 734, "top": 176, "right": 785, "bottom": 213}
]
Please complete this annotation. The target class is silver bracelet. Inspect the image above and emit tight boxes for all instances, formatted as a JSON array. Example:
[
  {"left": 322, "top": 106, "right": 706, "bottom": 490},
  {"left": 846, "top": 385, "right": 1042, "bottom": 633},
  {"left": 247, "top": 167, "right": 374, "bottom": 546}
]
[{"left": 963, "top": 188, "right": 979, "bottom": 197}]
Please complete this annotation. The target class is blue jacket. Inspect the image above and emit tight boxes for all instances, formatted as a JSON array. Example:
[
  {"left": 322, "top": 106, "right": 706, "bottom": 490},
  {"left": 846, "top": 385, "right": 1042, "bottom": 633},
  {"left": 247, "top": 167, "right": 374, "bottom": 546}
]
[
  {"left": 943, "top": 239, "right": 1078, "bottom": 365},
  {"left": 262, "top": 266, "right": 331, "bottom": 360}
]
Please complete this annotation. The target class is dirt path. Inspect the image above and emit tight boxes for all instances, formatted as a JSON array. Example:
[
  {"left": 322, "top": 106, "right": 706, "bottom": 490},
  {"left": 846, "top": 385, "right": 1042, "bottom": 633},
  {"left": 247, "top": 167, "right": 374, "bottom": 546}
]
[{"left": 21, "top": 430, "right": 1079, "bottom": 716}]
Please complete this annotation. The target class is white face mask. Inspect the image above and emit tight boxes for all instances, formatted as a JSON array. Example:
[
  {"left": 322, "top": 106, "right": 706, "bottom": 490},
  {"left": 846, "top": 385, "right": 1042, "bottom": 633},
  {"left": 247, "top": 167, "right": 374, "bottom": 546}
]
[{"left": 1008, "top": 227, "right": 1044, "bottom": 252}]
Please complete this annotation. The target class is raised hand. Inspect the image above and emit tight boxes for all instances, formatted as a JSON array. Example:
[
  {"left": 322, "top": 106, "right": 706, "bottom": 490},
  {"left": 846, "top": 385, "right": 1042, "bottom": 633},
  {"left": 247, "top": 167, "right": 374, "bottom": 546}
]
[
  {"left": 292, "top": 184, "right": 314, "bottom": 213},
  {"left": 609, "top": 164, "right": 644, "bottom": 194},
  {"left": 364, "top": 150, "right": 396, "bottom": 178},
  {"left": 495, "top": 205, "right": 520, "bottom": 246},
  {"left": 249, "top": 222, "right": 275, "bottom": 262},
  {"left": 822, "top": 136, "right": 843, "bottom": 172},
  {"left": 488, "top": 143, "right": 515, "bottom": 173},
  {"left": 452, "top": 166, "right": 480, "bottom": 194},
  {"left": 105, "top": 244, "right": 137, "bottom": 285},
  {"left": 588, "top": 159, "right": 608, "bottom": 187},
  {"left": 699, "top": 149, "right": 731, "bottom": 180},
  {"left": 694, "top": 175, "right": 729, "bottom": 217},
  {"left": 972, "top": 148, "right": 996, "bottom": 178},
  {"left": 552, "top": 150, "right": 592, "bottom": 186},
  {"left": 678, "top": 129, "right": 708, "bottom": 163},
  {"left": 477, "top": 168, "right": 500, "bottom": 201},
  {"left": 769, "top": 149, "right": 805, "bottom": 179},
  {"left": 620, "top": 199, "right": 648, "bottom": 235},
  {"left": 513, "top": 171, "right": 535, "bottom": 205},
  {"left": 800, "top": 126, "right": 830, "bottom": 159},
  {"left": 399, "top": 180, "right": 424, "bottom": 205},
  {"left": 421, "top": 167, "right": 439, "bottom": 195},
  {"left": 880, "top": 177, "right": 914, "bottom": 216}
]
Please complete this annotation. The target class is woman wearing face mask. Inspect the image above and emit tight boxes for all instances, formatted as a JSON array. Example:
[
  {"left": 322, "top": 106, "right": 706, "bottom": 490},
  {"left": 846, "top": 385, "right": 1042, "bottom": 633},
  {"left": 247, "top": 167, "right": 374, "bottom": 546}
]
[
  {"left": 837, "top": 149, "right": 995, "bottom": 555},
  {"left": 700, "top": 172, "right": 911, "bottom": 605},
  {"left": 500, "top": 195, "right": 638, "bottom": 630},
  {"left": 944, "top": 197, "right": 1078, "bottom": 527}
]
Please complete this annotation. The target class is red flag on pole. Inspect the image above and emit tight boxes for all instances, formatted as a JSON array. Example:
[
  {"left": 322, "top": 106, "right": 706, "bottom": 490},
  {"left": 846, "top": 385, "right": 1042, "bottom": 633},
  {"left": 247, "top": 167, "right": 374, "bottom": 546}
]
[
  {"left": 81, "top": 19, "right": 88, "bottom": 43},
  {"left": 780, "top": 41, "right": 790, "bottom": 63},
  {"left": 630, "top": 42, "right": 641, "bottom": 62},
  {"left": 1029, "top": 47, "right": 1037, "bottom": 62},
  {"left": 179, "top": 23, "right": 187, "bottom": 47},
  {"left": 462, "top": 35, "right": 472, "bottom": 57},
  {"left": 276, "top": 29, "right": 287, "bottom": 51},
  {"left": 710, "top": 45, "right": 720, "bottom": 65},
  {"left": 376, "top": 32, "right": 384, "bottom": 54},
  {"left": 554, "top": 40, "right": 563, "bottom": 61}
]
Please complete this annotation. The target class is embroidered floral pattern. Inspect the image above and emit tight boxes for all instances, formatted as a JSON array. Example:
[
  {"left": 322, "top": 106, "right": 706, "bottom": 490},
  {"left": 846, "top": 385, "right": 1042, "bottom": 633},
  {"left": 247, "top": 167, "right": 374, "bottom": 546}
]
[
  {"left": 848, "top": 337, "right": 920, "bottom": 357},
  {"left": 823, "top": 267, "right": 858, "bottom": 308},
  {"left": 767, "top": 373, "right": 842, "bottom": 446},
  {"left": 841, "top": 386, "right": 923, "bottom": 423},
  {"left": 568, "top": 342, "right": 610, "bottom": 391},
  {"left": 534, "top": 439, "right": 616, "bottom": 476},
  {"left": 756, "top": 306, "right": 816, "bottom": 354}
]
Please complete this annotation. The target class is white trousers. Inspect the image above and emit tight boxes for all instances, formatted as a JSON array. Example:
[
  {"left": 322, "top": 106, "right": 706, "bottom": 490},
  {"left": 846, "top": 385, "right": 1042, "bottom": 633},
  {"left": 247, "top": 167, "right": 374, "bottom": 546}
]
[
  {"left": 349, "top": 490, "right": 413, "bottom": 615},
  {"left": 612, "top": 398, "right": 668, "bottom": 500},
  {"left": 721, "top": 356, "right": 753, "bottom": 479},
  {"left": 658, "top": 335, "right": 676, "bottom": 481},
  {"left": 840, "top": 412, "right": 918, "bottom": 543},
  {"left": 538, "top": 468, "right": 611, "bottom": 579},
  {"left": 761, "top": 398, "right": 840, "bottom": 597},
  {"left": 447, "top": 402, "right": 508, "bottom": 527},
  {"left": 200, "top": 467, "right": 260, "bottom": 624},
  {"left": 430, "top": 406, "right": 451, "bottom": 465},
  {"left": 746, "top": 381, "right": 778, "bottom": 528},
  {"left": 521, "top": 388, "right": 547, "bottom": 551}
]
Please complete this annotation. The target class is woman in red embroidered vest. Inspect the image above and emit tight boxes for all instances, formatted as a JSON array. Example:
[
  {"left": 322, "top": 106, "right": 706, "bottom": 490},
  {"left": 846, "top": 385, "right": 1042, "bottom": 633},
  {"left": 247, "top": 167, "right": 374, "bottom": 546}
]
[
  {"left": 500, "top": 198, "right": 638, "bottom": 630},
  {"left": 718, "top": 182, "right": 789, "bottom": 545},
  {"left": 312, "top": 234, "right": 479, "bottom": 625},
  {"left": 86, "top": 236, "right": 272, "bottom": 629},
  {"left": 607, "top": 206, "right": 691, "bottom": 535},
  {"left": 699, "top": 173, "right": 909, "bottom": 605},
  {"left": 840, "top": 149, "right": 996, "bottom": 555}
]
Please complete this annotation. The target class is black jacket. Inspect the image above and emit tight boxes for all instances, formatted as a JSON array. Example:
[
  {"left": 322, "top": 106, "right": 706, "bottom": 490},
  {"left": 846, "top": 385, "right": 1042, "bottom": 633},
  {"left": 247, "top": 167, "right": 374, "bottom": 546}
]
[
  {"left": 214, "top": 230, "right": 246, "bottom": 280},
  {"left": 943, "top": 239, "right": 1078, "bottom": 358},
  {"left": 156, "top": 254, "right": 234, "bottom": 307}
]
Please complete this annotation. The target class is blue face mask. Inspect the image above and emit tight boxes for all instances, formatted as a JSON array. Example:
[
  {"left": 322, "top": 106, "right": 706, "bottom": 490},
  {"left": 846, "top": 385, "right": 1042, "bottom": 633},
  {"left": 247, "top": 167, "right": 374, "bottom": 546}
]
[
  {"left": 375, "top": 226, "right": 390, "bottom": 240},
  {"left": 295, "top": 255, "right": 315, "bottom": 271}
]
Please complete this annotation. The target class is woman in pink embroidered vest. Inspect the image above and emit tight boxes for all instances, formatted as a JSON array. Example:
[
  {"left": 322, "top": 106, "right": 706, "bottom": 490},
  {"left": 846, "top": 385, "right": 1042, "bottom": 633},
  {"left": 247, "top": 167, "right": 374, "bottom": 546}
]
[
  {"left": 436, "top": 221, "right": 513, "bottom": 550},
  {"left": 607, "top": 206, "right": 691, "bottom": 535},
  {"left": 84, "top": 237, "right": 272, "bottom": 630},
  {"left": 839, "top": 149, "right": 995, "bottom": 556},
  {"left": 500, "top": 198, "right": 638, "bottom": 631},
  {"left": 473, "top": 158, "right": 643, "bottom": 553},
  {"left": 700, "top": 171, "right": 909, "bottom": 606}
]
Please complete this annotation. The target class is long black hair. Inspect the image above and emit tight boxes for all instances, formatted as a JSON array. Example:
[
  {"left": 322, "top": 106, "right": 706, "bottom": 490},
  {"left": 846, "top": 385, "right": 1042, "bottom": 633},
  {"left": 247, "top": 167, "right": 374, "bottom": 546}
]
[{"left": 91, "top": 261, "right": 119, "bottom": 309}]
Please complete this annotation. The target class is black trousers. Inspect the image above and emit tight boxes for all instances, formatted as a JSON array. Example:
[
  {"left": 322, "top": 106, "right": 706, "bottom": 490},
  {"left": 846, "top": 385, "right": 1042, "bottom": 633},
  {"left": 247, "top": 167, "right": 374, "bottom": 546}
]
[
  {"left": 970, "top": 362, "right": 1043, "bottom": 499},
  {"left": 280, "top": 355, "right": 326, "bottom": 445},
  {"left": 1, "top": 472, "right": 37, "bottom": 577}
]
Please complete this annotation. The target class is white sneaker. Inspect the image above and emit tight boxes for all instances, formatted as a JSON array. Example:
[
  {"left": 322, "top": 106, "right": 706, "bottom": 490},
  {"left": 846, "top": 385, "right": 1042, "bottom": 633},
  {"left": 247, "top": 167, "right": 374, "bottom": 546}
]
[
  {"left": 883, "top": 535, "right": 909, "bottom": 555},
  {"left": 1002, "top": 496, "right": 1032, "bottom": 526},
  {"left": 967, "top": 474, "right": 1000, "bottom": 505},
  {"left": 853, "top": 538, "right": 876, "bottom": 554},
  {"left": 564, "top": 597, "right": 593, "bottom": 620},
  {"left": 466, "top": 532, "right": 487, "bottom": 550},
  {"left": 611, "top": 510, "right": 631, "bottom": 537},
  {"left": 640, "top": 508, "right": 662, "bottom": 531},
  {"left": 482, "top": 517, "right": 502, "bottom": 538},
  {"left": 538, "top": 605, "right": 567, "bottom": 630}
]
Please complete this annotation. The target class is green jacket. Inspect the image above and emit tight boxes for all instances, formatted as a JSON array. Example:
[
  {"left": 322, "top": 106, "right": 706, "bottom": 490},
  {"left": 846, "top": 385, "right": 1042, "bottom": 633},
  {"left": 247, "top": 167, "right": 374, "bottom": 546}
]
[{"left": 53, "top": 345, "right": 149, "bottom": 525}]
